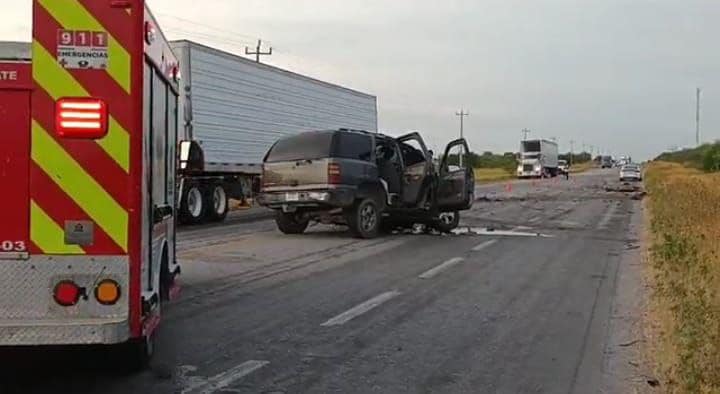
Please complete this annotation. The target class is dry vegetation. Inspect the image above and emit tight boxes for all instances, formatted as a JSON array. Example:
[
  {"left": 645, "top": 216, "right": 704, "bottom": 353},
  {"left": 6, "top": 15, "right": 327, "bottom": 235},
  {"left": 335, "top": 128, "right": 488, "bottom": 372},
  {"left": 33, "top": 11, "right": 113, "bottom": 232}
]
[
  {"left": 474, "top": 168, "right": 514, "bottom": 183},
  {"left": 645, "top": 161, "right": 720, "bottom": 392}
]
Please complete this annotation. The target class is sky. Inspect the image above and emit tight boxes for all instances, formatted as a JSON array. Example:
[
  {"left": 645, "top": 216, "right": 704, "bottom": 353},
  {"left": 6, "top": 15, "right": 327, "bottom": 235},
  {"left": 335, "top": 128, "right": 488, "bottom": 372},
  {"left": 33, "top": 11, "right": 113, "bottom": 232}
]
[{"left": 3, "top": 0, "right": 719, "bottom": 160}]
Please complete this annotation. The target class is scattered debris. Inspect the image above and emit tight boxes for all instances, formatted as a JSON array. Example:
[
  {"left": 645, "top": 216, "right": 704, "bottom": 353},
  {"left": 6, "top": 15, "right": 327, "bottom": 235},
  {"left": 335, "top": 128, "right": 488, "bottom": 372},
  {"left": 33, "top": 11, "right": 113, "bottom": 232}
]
[
  {"left": 618, "top": 339, "right": 643, "bottom": 347},
  {"left": 647, "top": 378, "right": 660, "bottom": 388},
  {"left": 451, "top": 227, "right": 554, "bottom": 238},
  {"left": 630, "top": 191, "right": 647, "bottom": 200}
]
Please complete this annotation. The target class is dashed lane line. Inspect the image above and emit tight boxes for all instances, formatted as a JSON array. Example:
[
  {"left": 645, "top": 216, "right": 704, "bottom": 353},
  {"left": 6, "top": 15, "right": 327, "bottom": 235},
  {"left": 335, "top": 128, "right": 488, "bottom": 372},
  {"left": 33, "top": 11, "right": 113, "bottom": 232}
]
[
  {"left": 418, "top": 257, "right": 465, "bottom": 279},
  {"left": 472, "top": 239, "right": 498, "bottom": 252},
  {"left": 181, "top": 360, "right": 270, "bottom": 394},
  {"left": 321, "top": 290, "right": 402, "bottom": 327}
]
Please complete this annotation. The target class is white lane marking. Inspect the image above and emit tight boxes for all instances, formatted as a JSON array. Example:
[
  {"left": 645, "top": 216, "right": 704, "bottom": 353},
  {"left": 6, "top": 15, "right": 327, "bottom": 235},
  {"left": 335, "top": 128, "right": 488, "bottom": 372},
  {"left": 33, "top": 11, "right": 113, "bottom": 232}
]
[
  {"left": 528, "top": 217, "right": 542, "bottom": 223},
  {"left": 418, "top": 257, "right": 465, "bottom": 279},
  {"left": 181, "top": 360, "right": 270, "bottom": 394},
  {"left": 596, "top": 204, "right": 619, "bottom": 229},
  {"left": 472, "top": 239, "right": 498, "bottom": 252},
  {"left": 511, "top": 225, "right": 533, "bottom": 231},
  {"left": 321, "top": 291, "right": 401, "bottom": 326}
]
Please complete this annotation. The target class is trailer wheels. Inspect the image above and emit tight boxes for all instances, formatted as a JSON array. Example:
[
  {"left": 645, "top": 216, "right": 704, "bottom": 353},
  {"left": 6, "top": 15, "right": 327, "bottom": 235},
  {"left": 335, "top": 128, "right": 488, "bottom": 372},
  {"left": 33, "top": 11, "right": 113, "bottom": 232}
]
[
  {"left": 206, "top": 184, "right": 229, "bottom": 222},
  {"left": 179, "top": 183, "right": 205, "bottom": 225}
]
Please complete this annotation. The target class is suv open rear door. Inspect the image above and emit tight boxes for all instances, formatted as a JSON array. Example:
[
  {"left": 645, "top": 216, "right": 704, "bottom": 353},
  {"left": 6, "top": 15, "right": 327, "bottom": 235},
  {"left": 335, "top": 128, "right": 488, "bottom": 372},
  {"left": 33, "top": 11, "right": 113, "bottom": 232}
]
[
  {"left": 437, "top": 139, "right": 474, "bottom": 211},
  {"left": 397, "top": 132, "right": 431, "bottom": 206}
]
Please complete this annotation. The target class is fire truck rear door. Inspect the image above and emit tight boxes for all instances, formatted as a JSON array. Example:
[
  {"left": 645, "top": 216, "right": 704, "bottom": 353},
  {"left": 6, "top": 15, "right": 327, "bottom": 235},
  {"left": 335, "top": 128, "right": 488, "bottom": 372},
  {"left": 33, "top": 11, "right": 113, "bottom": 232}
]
[{"left": 0, "top": 62, "right": 31, "bottom": 258}]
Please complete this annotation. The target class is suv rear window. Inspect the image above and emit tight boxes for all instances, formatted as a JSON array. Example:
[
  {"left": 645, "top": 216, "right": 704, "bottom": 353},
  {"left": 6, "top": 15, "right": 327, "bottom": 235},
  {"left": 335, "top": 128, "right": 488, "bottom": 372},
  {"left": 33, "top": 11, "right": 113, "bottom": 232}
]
[
  {"left": 334, "top": 133, "right": 373, "bottom": 161},
  {"left": 265, "top": 131, "right": 334, "bottom": 162}
]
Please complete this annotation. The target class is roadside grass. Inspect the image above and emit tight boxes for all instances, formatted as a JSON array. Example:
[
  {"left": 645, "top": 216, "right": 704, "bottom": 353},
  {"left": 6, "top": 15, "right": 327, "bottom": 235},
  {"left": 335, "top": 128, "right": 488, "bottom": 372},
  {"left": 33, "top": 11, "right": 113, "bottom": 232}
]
[
  {"left": 570, "top": 161, "right": 594, "bottom": 173},
  {"left": 473, "top": 161, "right": 594, "bottom": 184},
  {"left": 474, "top": 168, "right": 514, "bottom": 183},
  {"left": 645, "top": 161, "right": 720, "bottom": 392}
]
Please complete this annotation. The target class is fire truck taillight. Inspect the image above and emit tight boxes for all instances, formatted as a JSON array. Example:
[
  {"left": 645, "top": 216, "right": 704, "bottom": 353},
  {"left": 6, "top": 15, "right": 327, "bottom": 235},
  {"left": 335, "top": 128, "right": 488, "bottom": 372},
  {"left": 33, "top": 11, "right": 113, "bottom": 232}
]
[
  {"left": 55, "top": 98, "right": 109, "bottom": 139},
  {"left": 53, "top": 281, "right": 81, "bottom": 307},
  {"left": 94, "top": 279, "right": 121, "bottom": 305}
]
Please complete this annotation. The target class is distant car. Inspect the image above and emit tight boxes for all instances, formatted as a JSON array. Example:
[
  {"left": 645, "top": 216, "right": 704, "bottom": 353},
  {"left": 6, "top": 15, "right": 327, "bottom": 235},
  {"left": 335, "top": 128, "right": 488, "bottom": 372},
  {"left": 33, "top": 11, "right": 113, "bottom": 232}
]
[
  {"left": 558, "top": 160, "right": 570, "bottom": 175},
  {"left": 619, "top": 164, "right": 642, "bottom": 182},
  {"left": 601, "top": 156, "right": 613, "bottom": 169}
]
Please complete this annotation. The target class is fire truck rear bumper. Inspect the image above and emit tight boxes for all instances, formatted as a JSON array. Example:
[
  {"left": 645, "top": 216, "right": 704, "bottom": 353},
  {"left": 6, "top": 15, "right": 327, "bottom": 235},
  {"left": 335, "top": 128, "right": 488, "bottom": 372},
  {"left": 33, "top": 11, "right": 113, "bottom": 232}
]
[{"left": 0, "top": 318, "right": 130, "bottom": 346}]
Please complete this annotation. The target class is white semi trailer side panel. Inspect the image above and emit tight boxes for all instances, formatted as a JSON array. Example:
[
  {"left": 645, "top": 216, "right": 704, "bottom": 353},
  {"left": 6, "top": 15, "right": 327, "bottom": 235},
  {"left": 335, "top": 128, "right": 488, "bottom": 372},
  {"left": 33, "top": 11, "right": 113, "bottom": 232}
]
[
  {"left": 172, "top": 40, "right": 378, "bottom": 174},
  {"left": 171, "top": 40, "right": 378, "bottom": 225}
]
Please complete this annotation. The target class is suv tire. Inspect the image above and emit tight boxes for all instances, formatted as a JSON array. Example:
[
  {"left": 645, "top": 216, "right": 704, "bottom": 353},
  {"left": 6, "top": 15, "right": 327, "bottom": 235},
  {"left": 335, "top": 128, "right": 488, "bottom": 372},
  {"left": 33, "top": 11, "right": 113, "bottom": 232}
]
[
  {"left": 433, "top": 211, "right": 460, "bottom": 233},
  {"left": 276, "top": 212, "right": 309, "bottom": 234},
  {"left": 346, "top": 198, "right": 381, "bottom": 239}
]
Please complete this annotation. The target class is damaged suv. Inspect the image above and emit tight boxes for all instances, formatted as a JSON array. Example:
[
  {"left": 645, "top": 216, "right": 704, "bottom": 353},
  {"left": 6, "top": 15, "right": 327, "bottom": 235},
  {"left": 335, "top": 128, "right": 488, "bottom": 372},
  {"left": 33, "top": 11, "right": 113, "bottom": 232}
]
[{"left": 257, "top": 129, "right": 475, "bottom": 238}]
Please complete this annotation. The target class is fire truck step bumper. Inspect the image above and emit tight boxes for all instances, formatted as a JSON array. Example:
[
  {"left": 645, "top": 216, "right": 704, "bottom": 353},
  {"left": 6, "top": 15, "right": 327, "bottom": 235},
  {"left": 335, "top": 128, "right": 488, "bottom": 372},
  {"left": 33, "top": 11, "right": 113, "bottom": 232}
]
[{"left": 0, "top": 318, "right": 130, "bottom": 346}]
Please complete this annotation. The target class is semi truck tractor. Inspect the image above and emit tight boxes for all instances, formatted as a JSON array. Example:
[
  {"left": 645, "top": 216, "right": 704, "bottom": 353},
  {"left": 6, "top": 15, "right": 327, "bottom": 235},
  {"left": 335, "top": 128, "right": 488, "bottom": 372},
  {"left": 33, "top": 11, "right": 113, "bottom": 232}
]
[
  {"left": 516, "top": 139, "right": 559, "bottom": 178},
  {"left": 171, "top": 40, "right": 378, "bottom": 224}
]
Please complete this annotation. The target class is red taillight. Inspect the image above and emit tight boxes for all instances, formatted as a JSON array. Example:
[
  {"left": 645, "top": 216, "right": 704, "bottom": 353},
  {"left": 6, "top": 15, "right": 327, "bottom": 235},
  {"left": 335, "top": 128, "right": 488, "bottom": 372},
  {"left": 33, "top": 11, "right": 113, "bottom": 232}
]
[
  {"left": 53, "top": 281, "right": 81, "bottom": 307},
  {"left": 328, "top": 163, "right": 342, "bottom": 184},
  {"left": 55, "top": 98, "right": 108, "bottom": 139}
]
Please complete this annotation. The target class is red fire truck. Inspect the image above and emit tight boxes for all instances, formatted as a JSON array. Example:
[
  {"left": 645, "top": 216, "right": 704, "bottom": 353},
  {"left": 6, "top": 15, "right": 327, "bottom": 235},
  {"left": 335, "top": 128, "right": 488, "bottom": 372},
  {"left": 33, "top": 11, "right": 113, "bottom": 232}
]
[{"left": 0, "top": 0, "right": 180, "bottom": 367}]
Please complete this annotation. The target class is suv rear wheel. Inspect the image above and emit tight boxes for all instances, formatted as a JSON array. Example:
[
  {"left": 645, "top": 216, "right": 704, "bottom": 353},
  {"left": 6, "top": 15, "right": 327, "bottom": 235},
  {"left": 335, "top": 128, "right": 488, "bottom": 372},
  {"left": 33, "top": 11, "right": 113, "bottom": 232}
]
[
  {"left": 346, "top": 198, "right": 380, "bottom": 239},
  {"left": 276, "top": 212, "right": 310, "bottom": 234}
]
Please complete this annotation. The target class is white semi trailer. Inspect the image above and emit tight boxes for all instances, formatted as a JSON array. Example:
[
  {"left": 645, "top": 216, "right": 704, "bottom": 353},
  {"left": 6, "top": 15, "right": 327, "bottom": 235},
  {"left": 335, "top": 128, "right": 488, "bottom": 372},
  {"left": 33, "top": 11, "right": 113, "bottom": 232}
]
[
  {"left": 516, "top": 139, "right": 559, "bottom": 178},
  {"left": 171, "top": 40, "right": 378, "bottom": 224}
]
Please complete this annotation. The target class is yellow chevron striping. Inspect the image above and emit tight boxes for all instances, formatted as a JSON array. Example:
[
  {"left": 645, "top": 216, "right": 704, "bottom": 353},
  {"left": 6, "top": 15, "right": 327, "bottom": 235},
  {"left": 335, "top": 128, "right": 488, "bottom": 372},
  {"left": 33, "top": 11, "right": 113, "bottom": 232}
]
[
  {"left": 30, "top": 200, "right": 85, "bottom": 255},
  {"left": 32, "top": 41, "right": 129, "bottom": 172},
  {"left": 38, "top": 0, "right": 131, "bottom": 94},
  {"left": 31, "top": 120, "right": 128, "bottom": 251}
]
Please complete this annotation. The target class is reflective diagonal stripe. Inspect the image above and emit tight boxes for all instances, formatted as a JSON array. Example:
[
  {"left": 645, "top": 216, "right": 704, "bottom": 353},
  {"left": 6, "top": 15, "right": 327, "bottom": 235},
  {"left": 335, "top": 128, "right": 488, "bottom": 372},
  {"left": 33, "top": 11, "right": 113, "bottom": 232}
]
[
  {"left": 32, "top": 41, "right": 130, "bottom": 172},
  {"left": 100, "top": 118, "right": 131, "bottom": 172},
  {"left": 31, "top": 120, "right": 128, "bottom": 251},
  {"left": 30, "top": 200, "right": 85, "bottom": 255},
  {"left": 37, "top": 0, "right": 131, "bottom": 94}
]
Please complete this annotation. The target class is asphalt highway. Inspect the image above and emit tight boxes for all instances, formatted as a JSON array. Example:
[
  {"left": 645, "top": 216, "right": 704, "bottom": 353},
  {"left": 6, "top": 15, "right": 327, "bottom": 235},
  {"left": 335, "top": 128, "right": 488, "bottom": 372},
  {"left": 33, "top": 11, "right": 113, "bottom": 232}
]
[{"left": 0, "top": 169, "right": 644, "bottom": 394}]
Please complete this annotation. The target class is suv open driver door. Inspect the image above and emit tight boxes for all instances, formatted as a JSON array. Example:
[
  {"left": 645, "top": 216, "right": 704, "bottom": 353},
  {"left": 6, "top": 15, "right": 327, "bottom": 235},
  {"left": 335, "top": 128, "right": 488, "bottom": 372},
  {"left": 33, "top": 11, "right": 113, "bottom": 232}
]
[{"left": 437, "top": 139, "right": 475, "bottom": 211}]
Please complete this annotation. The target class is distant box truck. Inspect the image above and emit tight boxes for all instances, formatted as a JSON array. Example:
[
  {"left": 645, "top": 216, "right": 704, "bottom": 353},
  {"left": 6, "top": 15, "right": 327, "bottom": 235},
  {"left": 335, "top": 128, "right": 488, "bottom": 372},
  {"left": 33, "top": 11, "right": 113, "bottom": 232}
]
[
  {"left": 517, "top": 139, "right": 559, "bottom": 178},
  {"left": 170, "top": 40, "right": 378, "bottom": 224}
]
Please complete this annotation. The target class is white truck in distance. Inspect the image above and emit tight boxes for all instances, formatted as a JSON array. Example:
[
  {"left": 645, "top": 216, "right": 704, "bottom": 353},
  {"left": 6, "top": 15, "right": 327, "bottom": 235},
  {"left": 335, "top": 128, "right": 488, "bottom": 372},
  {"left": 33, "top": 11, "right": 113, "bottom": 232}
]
[
  {"left": 171, "top": 40, "right": 378, "bottom": 224},
  {"left": 517, "top": 139, "right": 559, "bottom": 178}
]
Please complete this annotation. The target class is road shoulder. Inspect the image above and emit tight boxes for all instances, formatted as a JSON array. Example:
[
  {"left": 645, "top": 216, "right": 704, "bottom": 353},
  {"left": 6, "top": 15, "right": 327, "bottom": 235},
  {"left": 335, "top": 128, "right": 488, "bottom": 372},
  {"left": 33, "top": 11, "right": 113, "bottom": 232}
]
[{"left": 600, "top": 199, "right": 652, "bottom": 393}]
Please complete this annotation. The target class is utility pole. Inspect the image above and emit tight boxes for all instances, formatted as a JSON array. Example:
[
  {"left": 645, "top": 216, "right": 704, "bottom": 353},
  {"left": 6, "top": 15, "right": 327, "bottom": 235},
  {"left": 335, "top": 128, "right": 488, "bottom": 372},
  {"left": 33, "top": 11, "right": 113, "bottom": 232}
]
[
  {"left": 696, "top": 87, "right": 701, "bottom": 146},
  {"left": 455, "top": 109, "right": 469, "bottom": 166},
  {"left": 522, "top": 128, "right": 531, "bottom": 141},
  {"left": 570, "top": 140, "right": 575, "bottom": 166},
  {"left": 245, "top": 39, "right": 272, "bottom": 63}
]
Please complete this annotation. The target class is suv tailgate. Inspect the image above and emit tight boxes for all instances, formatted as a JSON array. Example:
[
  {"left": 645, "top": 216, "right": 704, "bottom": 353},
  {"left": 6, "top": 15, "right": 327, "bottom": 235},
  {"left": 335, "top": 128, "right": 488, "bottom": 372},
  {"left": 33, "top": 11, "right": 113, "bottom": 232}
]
[{"left": 263, "top": 159, "right": 332, "bottom": 192}]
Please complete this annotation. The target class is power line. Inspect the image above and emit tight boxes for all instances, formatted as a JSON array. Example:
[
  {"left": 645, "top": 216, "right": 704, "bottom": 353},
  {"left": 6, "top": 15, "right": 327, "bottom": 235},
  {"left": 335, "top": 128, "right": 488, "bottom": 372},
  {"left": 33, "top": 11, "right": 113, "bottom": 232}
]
[
  {"left": 246, "top": 39, "right": 273, "bottom": 63},
  {"left": 521, "top": 128, "right": 531, "bottom": 140},
  {"left": 155, "top": 12, "right": 266, "bottom": 43},
  {"left": 696, "top": 87, "right": 701, "bottom": 146},
  {"left": 163, "top": 27, "right": 258, "bottom": 49},
  {"left": 455, "top": 109, "right": 469, "bottom": 167}
]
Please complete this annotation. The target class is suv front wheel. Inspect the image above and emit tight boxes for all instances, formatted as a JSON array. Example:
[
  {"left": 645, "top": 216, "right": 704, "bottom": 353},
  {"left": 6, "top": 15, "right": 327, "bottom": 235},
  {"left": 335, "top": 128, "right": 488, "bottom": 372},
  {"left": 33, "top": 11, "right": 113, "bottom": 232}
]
[
  {"left": 276, "top": 212, "right": 310, "bottom": 234},
  {"left": 433, "top": 211, "right": 460, "bottom": 233},
  {"left": 346, "top": 198, "right": 381, "bottom": 239}
]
